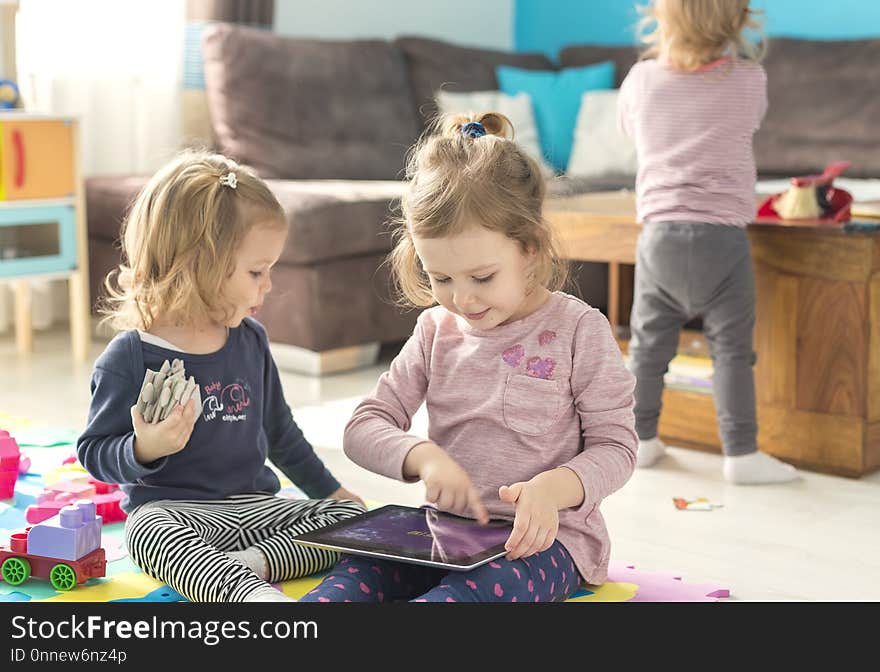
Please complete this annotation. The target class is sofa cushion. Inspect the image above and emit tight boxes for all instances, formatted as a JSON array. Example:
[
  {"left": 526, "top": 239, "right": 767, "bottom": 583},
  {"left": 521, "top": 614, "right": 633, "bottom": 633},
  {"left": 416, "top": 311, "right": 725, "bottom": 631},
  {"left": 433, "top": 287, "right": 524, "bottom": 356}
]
[
  {"left": 497, "top": 62, "right": 615, "bottom": 172},
  {"left": 567, "top": 90, "right": 638, "bottom": 178},
  {"left": 558, "top": 44, "right": 641, "bottom": 87},
  {"left": 202, "top": 24, "right": 420, "bottom": 180},
  {"left": 269, "top": 180, "right": 405, "bottom": 265},
  {"left": 87, "top": 174, "right": 404, "bottom": 264},
  {"left": 259, "top": 254, "right": 417, "bottom": 352},
  {"left": 755, "top": 38, "right": 880, "bottom": 178},
  {"left": 395, "top": 36, "right": 554, "bottom": 125}
]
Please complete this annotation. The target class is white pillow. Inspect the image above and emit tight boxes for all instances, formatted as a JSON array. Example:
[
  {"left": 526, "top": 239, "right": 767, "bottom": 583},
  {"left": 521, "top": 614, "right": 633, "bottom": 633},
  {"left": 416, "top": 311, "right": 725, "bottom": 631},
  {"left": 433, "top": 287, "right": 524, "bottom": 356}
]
[
  {"left": 434, "top": 89, "right": 556, "bottom": 177},
  {"left": 567, "top": 89, "right": 638, "bottom": 177}
]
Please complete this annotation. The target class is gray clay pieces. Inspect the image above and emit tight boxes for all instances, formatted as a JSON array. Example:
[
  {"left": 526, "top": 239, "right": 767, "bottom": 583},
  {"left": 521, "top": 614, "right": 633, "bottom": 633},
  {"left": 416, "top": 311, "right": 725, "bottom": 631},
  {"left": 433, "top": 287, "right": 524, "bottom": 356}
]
[{"left": 136, "top": 358, "right": 201, "bottom": 424}]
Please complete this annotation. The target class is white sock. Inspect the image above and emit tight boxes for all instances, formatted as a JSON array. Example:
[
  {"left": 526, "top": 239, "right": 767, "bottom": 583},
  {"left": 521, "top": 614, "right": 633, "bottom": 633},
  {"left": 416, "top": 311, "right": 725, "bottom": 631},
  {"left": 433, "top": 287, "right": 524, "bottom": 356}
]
[
  {"left": 723, "top": 451, "right": 800, "bottom": 485},
  {"left": 243, "top": 586, "right": 296, "bottom": 602},
  {"left": 227, "top": 547, "right": 270, "bottom": 581},
  {"left": 637, "top": 436, "right": 667, "bottom": 468}
]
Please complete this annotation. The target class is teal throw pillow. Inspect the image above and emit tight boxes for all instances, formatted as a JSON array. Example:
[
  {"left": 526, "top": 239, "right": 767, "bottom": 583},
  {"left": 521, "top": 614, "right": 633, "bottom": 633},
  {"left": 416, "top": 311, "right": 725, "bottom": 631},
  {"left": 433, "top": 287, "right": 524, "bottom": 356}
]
[{"left": 496, "top": 62, "right": 615, "bottom": 172}]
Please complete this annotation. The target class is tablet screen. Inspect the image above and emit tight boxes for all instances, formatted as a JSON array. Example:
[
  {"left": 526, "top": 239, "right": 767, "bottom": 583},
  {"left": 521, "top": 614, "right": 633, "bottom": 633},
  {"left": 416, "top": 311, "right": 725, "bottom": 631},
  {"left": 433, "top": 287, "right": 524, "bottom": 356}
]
[{"left": 292, "top": 505, "right": 513, "bottom": 570}]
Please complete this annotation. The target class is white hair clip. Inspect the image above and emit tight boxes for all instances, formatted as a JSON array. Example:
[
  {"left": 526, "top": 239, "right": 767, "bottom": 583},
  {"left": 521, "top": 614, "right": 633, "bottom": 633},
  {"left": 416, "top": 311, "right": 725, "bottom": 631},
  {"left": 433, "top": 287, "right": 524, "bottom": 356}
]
[{"left": 219, "top": 172, "right": 237, "bottom": 189}]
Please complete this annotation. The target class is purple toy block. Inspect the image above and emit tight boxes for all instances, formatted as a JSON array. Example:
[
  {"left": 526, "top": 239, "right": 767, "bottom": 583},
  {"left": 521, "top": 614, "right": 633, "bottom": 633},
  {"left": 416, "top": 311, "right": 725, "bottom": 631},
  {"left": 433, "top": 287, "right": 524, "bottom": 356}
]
[{"left": 25, "top": 500, "right": 103, "bottom": 561}]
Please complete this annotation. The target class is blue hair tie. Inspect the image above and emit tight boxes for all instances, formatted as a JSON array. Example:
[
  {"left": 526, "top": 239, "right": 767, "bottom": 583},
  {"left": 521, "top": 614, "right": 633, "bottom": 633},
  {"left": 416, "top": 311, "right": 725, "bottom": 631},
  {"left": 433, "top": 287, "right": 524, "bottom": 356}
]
[{"left": 461, "top": 121, "right": 487, "bottom": 139}]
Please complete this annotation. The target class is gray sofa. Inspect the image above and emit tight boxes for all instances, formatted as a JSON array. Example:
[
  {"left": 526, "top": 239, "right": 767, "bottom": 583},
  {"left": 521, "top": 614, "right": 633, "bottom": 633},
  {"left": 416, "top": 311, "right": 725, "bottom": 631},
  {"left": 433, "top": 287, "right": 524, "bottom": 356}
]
[{"left": 85, "top": 26, "right": 880, "bottom": 373}]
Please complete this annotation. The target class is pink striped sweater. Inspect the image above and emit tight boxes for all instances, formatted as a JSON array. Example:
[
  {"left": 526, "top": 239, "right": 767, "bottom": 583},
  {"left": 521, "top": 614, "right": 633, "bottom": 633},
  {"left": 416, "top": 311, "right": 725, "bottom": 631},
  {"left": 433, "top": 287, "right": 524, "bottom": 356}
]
[
  {"left": 618, "top": 57, "right": 768, "bottom": 226},
  {"left": 343, "top": 292, "right": 637, "bottom": 584}
]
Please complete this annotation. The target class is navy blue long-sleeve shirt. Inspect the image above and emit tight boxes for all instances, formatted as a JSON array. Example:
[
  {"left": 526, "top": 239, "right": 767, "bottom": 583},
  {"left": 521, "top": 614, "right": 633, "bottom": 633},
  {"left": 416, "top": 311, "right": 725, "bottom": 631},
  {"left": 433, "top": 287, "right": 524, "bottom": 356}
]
[{"left": 77, "top": 318, "right": 340, "bottom": 512}]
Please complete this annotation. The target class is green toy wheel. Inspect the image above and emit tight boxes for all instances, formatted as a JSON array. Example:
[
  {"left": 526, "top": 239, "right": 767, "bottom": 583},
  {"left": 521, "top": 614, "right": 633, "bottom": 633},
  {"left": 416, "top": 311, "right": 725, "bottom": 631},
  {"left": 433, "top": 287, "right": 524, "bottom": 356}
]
[
  {"left": 1, "top": 557, "right": 31, "bottom": 586},
  {"left": 50, "top": 563, "right": 77, "bottom": 591}
]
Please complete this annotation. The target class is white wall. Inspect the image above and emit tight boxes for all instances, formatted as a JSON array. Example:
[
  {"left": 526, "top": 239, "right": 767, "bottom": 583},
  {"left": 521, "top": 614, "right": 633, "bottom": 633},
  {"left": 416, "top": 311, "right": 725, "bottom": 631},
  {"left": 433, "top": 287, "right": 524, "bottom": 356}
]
[{"left": 274, "top": 0, "right": 513, "bottom": 50}]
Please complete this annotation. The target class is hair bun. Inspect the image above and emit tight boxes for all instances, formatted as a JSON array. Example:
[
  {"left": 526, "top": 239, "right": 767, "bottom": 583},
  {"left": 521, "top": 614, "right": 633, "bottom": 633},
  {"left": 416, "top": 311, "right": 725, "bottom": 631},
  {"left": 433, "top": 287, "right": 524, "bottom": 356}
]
[
  {"left": 444, "top": 112, "right": 515, "bottom": 141},
  {"left": 476, "top": 112, "right": 514, "bottom": 140}
]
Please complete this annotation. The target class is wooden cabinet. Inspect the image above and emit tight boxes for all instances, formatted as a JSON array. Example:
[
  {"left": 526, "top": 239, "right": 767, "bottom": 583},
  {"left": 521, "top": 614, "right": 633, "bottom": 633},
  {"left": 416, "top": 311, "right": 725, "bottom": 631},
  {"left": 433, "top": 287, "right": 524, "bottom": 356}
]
[
  {"left": 0, "top": 114, "right": 90, "bottom": 361},
  {"left": 0, "top": 119, "right": 75, "bottom": 200},
  {"left": 546, "top": 191, "right": 880, "bottom": 477}
]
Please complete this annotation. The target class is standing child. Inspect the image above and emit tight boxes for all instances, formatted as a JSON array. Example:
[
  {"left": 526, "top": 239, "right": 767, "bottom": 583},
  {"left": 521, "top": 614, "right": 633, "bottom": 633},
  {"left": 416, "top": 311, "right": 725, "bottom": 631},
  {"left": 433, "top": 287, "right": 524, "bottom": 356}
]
[
  {"left": 300, "top": 113, "right": 637, "bottom": 603},
  {"left": 618, "top": 0, "right": 798, "bottom": 483},
  {"left": 77, "top": 150, "right": 366, "bottom": 602}
]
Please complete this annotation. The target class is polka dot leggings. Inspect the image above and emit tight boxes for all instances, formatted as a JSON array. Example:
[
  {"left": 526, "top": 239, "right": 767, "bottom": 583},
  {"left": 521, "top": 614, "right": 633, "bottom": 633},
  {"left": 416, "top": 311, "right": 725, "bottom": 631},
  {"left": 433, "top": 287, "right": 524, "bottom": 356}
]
[{"left": 298, "top": 540, "right": 582, "bottom": 603}]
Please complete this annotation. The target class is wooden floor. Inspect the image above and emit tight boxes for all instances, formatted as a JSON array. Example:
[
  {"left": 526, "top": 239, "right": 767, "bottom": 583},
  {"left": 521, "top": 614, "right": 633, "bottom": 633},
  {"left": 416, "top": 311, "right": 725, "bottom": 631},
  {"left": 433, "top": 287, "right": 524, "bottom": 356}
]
[{"left": 2, "top": 327, "right": 879, "bottom": 601}]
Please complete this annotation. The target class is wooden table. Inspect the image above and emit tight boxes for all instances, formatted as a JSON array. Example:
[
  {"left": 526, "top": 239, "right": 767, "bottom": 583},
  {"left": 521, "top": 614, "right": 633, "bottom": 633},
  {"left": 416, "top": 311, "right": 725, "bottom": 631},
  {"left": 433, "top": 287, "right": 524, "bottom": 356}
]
[{"left": 545, "top": 190, "right": 880, "bottom": 477}]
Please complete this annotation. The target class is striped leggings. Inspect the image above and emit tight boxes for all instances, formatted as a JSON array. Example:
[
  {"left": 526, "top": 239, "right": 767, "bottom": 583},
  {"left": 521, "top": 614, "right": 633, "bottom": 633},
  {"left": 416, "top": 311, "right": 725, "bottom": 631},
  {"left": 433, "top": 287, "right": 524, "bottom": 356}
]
[{"left": 125, "top": 493, "right": 365, "bottom": 602}]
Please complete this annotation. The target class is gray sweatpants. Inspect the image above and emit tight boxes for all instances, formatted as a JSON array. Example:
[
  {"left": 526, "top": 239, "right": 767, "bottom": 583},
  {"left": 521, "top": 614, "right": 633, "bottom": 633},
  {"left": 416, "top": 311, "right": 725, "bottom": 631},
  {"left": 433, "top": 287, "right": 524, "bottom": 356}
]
[{"left": 628, "top": 222, "right": 757, "bottom": 457}]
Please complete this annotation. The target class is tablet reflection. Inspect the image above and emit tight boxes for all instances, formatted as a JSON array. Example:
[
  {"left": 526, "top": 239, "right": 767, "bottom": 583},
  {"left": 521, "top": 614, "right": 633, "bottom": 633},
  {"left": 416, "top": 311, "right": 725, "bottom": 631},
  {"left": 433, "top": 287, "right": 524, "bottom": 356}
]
[{"left": 425, "top": 508, "right": 508, "bottom": 563}]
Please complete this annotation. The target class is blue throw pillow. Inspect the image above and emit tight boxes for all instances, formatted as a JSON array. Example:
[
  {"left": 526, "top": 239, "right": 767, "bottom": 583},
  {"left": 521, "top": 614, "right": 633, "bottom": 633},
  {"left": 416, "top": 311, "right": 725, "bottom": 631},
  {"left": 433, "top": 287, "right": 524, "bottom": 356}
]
[{"left": 496, "top": 62, "right": 615, "bottom": 172}]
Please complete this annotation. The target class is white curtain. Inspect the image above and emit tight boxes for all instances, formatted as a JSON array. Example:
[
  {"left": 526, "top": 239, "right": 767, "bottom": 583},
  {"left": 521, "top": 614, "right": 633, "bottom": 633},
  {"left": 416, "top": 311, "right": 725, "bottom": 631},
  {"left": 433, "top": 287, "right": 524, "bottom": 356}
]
[
  {"left": 16, "top": 0, "right": 185, "bottom": 176},
  {"left": 0, "top": 1, "right": 185, "bottom": 334}
]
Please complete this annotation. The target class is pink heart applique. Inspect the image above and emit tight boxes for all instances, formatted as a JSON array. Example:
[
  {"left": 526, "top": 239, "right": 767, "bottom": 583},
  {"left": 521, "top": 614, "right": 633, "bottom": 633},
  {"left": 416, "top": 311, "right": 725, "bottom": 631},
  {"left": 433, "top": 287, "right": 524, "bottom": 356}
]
[
  {"left": 526, "top": 356, "right": 556, "bottom": 379},
  {"left": 502, "top": 344, "right": 525, "bottom": 367},
  {"left": 538, "top": 330, "right": 557, "bottom": 346}
]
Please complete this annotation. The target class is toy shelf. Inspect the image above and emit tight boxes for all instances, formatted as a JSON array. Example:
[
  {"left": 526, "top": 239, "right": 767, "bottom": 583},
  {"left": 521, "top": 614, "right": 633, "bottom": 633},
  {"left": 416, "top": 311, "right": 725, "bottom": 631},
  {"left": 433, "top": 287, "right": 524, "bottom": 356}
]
[{"left": 0, "top": 113, "right": 90, "bottom": 361}]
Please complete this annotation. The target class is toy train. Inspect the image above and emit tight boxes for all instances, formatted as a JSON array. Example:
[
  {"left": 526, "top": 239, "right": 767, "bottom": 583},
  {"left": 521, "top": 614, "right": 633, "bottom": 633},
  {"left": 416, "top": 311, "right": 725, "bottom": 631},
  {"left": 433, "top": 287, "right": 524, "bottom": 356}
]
[{"left": 0, "top": 500, "right": 106, "bottom": 591}]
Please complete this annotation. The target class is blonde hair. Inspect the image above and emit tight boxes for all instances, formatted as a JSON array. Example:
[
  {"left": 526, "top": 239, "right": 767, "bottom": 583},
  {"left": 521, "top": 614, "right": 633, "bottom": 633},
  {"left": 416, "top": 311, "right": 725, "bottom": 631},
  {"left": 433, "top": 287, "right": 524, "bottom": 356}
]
[
  {"left": 389, "top": 112, "right": 568, "bottom": 308},
  {"left": 100, "top": 149, "right": 285, "bottom": 332},
  {"left": 637, "top": 0, "right": 764, "bottom": 71}
]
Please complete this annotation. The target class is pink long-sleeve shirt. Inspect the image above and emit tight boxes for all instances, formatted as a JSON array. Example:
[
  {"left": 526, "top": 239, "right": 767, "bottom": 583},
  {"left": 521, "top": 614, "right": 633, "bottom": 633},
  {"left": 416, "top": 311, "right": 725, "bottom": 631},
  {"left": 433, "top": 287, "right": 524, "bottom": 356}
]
[
  {"left": 618, "top": 57, "right": 768, "bottom": 226},
  {"left": 344, "top": 292, "right": 637, "bottom": 584}
]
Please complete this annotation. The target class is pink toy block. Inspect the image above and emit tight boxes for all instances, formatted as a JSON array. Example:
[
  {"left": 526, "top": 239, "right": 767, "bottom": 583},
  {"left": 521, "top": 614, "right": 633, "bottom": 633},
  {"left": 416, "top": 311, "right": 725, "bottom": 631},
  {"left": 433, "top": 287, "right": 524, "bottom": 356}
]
[
  {"left": 0, "top": 430, "right": 21, "bottom": 498},
  {"left": 0, "top": 430, "right": 20, "bottom": 464},
  {"left": 25, "top": 502, "right": 69, "bottom": 525},
  {"left": 0, "top": 471, "right": 15, "bottom": 500},
  {"left": 26, "top": 489, "right": 126, "bottom": 525},
  {"left": 42, "top": 480, "right": 96, "bottom": 501},
  {"left": 23, "top": 456, "right": 128, "bottom": 524},
  {"left": 0, "top": 430, "right": 22, "bottom": 499}
]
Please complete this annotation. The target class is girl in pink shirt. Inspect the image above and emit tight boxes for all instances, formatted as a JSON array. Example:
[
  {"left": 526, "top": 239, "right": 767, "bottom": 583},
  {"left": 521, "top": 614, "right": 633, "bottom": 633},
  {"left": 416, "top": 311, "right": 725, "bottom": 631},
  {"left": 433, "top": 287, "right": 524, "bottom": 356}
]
[
  {"left": 618, "top": 0, "right": 799, "bottom": 484},
  {"left": 300, "top": 113, "right": 637, "bottom": 603}
]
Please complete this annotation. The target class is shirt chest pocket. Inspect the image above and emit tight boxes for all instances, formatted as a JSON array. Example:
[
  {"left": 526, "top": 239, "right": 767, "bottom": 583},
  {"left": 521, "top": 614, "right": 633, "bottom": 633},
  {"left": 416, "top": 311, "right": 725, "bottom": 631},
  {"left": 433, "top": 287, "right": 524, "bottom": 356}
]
[{"left": 502, "top": 374, "right": 563, "bottom": 436}]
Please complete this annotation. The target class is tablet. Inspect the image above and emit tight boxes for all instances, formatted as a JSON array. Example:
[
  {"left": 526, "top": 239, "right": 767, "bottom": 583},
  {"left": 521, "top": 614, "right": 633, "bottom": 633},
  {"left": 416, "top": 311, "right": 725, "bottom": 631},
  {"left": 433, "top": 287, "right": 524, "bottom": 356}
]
[{"left": 290, "top": 504, "right": 513, "bottom": 571}]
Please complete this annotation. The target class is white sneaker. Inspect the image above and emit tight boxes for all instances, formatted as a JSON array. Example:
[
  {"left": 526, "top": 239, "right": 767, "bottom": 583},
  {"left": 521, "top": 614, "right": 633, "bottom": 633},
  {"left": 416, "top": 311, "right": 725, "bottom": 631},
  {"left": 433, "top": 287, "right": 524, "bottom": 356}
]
[{"left": 637, "top": 436, "right": 667, "bottom": 468}]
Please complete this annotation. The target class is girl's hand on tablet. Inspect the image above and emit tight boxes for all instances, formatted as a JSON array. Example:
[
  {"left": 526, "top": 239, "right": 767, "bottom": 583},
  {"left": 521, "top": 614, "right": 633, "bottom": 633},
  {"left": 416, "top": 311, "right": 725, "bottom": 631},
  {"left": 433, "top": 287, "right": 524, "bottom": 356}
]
[
  {"left": 498, "top": 480, "right": 559, "bottom": 561},
  {"left": 404, "top": 442, "right": 489, "bottom": 524}
]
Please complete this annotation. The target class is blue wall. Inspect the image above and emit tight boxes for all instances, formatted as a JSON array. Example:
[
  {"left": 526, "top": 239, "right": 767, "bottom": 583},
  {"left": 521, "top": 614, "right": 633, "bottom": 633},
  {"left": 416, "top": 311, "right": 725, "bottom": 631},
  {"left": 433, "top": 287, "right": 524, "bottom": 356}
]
[{"left": 515, "top": 0, "right": 880, "bottom": 59}]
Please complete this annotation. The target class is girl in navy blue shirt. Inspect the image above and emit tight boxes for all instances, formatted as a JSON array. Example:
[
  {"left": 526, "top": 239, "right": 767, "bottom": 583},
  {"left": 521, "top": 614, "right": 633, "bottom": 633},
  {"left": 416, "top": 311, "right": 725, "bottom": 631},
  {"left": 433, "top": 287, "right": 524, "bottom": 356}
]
[{"left": 78, "top": 150, "right": 365, "bottom": 602}]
